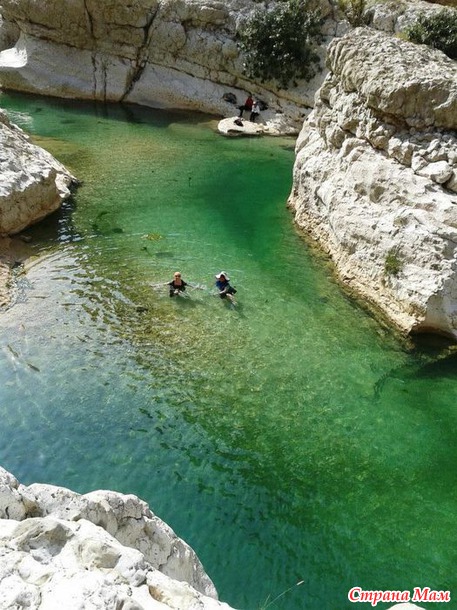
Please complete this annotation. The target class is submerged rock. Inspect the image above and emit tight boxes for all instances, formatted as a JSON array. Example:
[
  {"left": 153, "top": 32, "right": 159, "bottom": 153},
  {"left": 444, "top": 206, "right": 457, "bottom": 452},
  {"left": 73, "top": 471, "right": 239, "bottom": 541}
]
[
  {"left": 0, "top": 466, "right": 236, "bottom": 610},
  {"left": 288, "top": 27, "right": 457, "bottom": 339}
]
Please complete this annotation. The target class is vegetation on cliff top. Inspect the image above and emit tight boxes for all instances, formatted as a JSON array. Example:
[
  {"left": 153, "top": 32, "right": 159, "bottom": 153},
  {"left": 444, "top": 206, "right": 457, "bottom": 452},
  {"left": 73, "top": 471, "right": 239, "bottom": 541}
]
[
  {"left": 237, "top": 0, "right": 323, "bottom": 89},
  {"left": 405, "top": 8, "right": 457, "bottom": 60}
]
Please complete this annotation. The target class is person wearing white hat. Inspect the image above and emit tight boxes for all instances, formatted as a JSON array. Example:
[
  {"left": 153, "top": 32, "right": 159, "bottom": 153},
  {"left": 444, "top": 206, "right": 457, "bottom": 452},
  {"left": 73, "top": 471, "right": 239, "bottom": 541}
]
[{"left": 215, "top": 272, "right": 237, "bottom": 303}]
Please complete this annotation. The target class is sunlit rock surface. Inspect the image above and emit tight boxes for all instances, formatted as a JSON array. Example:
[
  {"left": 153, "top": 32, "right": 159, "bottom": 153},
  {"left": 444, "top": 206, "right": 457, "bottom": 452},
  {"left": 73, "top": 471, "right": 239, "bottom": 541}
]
[
  {"left": 367, "top": 0, "right": 455, "bottom": 33},
  {"left": 288, "top": 27, "right": 457, "bottom": 339},
  {"left": 0, "top": 0, "right": 339, "bottom": 133},
  {"left": 0, "top": 466, "right": 236, "bottom": 610},
  {"left": 0, "top": 109, "right": 74, "bottom": 236}
]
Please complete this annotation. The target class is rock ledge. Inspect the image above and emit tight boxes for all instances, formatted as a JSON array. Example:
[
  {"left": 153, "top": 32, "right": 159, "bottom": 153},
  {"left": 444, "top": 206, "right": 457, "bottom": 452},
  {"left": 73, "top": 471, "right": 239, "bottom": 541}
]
[{"left": 0, "top": 466, "right": 236, "bottom": 610}]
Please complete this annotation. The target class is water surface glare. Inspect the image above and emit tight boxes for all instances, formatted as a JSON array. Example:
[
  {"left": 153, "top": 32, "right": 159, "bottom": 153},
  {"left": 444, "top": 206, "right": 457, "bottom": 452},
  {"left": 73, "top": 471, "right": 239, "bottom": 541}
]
[{"left": 1, "top": 92, "right": 456, "bottom": 610}]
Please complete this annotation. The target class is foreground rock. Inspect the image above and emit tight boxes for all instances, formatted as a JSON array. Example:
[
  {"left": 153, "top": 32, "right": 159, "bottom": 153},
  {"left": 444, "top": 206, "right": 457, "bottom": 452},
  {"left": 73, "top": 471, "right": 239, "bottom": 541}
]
[
  {"left": 0, "top": 468, "right": 430, "bottom": 610},
  {"left": 288, "top": 27, "right": 457, "bottom": 339},
  {"left": 0, "top": 0, "right": 339, "bottom": 134},
  {"left": 0, "top": 467, "right": 236, "bottom": 610},
  {"left": 0, "top": 109, "right": 75, "bottom": 236}
]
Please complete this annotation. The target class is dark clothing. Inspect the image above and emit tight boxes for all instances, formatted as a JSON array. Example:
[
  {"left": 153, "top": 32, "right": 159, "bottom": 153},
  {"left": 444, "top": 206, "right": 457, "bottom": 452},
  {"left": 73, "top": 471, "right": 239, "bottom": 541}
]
[
  {"left": 216, "top": 278, "right": 237, "bottom": 299},
  {"left": 238, "top": 96, "right": 254, "bottom": 118},
  {"left": 168, "top": 279, "right": 187, "bottom": 297}
]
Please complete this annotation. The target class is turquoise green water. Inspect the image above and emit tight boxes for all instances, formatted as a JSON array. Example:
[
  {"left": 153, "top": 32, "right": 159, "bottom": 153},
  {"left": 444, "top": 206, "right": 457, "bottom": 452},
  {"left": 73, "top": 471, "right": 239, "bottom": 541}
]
[{"left": 1, "top": 92, "right": 457, "bottom": 610}]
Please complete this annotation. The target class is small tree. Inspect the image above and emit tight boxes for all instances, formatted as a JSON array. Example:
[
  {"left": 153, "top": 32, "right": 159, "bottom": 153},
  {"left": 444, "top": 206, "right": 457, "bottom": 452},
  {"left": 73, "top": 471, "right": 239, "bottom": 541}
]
[
  {"left": 405, "top": 9, "right": 457, "bottom": 60},
  {"left": 338, "top": 0, "right": 368, "bottom": 27},
  {"left": 237, "top": 0, "right": 324, "bottom": 90}
]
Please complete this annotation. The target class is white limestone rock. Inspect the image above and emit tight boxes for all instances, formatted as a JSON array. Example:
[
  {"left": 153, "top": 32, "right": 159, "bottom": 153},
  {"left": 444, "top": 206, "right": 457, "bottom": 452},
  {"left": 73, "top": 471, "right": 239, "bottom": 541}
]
[
  {"left": 367, "top": 0, "right": 452, "bottom": 34},
  {"left": 288, "top": 28, "right": 457, "bottom": 339},
  {"left": 0, "top": 467, "right": 28, "bottom": 520},
  {"left": 0, "top": 467, "right": 227, "bottom": 605},
  {"left": 0, "top": 517, "right": 234, "bottom": 610},
  {"left": 416, "top": 160, "right": 453, "bottom": 184},
  {"left": 0, "top": 109, "right": 75, "bottom": 235},
  {"left": 0, "top": 0, "right": 336, "bottom": 133},
  {"left": 218, "top": 116, "right": 266, "bottom": 136}
]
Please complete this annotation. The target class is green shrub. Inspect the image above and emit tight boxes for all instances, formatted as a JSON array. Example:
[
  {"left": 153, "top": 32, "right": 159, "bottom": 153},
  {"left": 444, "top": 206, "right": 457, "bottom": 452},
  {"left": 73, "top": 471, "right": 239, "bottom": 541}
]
[
  {"left": 237, "top": 0, "right": 324, "bottom": 90},
  {"left": 338, "top": 0, "right": 368, "bottom": 27},
  {"left": 405, "top": 9, "right": 457, "bottom": 60},
  {"left": 384, "top": 249, "right": 403, "bottom": 276}
]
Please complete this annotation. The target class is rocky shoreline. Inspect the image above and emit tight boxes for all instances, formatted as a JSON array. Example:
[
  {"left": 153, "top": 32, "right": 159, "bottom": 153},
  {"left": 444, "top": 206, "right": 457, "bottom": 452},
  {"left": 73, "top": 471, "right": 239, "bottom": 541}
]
[
  {"left": 0, "top": 466, "right": 236, "bottom": 609},
  {"left": 0, "top": 467, "right": 430, "bottom": 610},
  {"left": 0, "top": 106, "right": 76, "bottom": 312},
  {"left": 288, "top": 26, "right": 457, "bottom": 339}
]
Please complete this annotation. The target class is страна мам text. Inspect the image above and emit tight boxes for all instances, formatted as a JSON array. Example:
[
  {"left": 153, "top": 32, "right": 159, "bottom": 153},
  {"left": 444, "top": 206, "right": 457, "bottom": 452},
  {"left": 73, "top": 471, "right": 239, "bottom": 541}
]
[{"left": 348, "top": 586, "right": 451, "bottom": 607}]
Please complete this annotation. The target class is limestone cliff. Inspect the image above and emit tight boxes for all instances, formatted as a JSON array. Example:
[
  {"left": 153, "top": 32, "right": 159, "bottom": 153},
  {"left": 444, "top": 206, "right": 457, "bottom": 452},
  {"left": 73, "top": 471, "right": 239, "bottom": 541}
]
[
  {"left": 367, "top": 0, "right": 456, "bottom": 33},
  {"left": 288, "top": 27, "right": 457, "bottom": 339},
  {"left": 0, "top": 0, "right": 339, "bottom": 134},
  {"left": 0, "top": 466, "right": 236, "bottom": 610}
]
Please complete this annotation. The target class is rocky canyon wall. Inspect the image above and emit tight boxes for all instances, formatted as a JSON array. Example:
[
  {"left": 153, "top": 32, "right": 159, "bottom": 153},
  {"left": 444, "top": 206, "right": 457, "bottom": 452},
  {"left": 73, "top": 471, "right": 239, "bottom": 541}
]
[
  {"left": 0, "top": 109, "right": 75, "bottom": 236},
  {"left": 0, "top": 0, "right": 339, "bottom": 133},
  {"left": 288, "top": 26, "right": 457, "bottom": 338}
]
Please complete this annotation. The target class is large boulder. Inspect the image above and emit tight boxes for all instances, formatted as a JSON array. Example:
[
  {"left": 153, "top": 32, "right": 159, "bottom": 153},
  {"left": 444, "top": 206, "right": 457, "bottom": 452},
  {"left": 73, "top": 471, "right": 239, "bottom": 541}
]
[
  {"left": 0, "top": 109, "right": 75, "bottom": 236},
  {"left": 0, "top": 466, "right": 236, "bottom": 610},
  {"left": 288, "top": 27, "right": 457, "bottom": 339}
]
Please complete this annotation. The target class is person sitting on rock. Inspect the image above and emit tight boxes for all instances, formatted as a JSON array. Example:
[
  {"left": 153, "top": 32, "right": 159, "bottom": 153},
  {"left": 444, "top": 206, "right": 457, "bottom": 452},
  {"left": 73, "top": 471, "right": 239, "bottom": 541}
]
[
  {"left": 238, "top": 94, "right": 253, "bottom": 118},
  {"left": 250, "top": 100, "right": 260, "bottom": 122}
]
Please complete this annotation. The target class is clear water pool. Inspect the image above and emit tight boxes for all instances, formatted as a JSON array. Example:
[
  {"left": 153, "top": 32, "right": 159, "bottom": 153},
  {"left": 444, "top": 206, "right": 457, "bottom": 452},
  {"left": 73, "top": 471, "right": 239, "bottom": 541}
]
[{"left": 0, "top": 92, "right": 456, "bottom": 610}]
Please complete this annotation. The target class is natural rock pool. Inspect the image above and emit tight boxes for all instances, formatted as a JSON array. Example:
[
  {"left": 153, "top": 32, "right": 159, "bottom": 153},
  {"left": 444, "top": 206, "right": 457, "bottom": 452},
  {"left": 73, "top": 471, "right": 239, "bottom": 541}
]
[{"left": 0, "top": 92, "right": 456, "bottom": 610}]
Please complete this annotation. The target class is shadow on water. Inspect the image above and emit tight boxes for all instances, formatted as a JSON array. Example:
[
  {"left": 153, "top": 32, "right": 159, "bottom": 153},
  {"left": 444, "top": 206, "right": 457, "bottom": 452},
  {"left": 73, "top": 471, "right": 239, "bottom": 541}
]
[
  {"left": 20, "top": 195, "right": 83, "bottom": 246},
  {"left": 370, "top": 327, "right": 457, "bottom": 400},
  {"left": 1, "top": 90, "right": 218, "bottom": 132}
]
